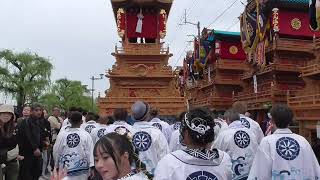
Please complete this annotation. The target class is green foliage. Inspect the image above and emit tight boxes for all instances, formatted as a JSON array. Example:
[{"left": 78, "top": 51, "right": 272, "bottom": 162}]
[
  {"left": 39, "top": 78, "right": 98, "bottom": 113},
  {"left": 0, "top": 49, "right": 53, "bottom": 109}
]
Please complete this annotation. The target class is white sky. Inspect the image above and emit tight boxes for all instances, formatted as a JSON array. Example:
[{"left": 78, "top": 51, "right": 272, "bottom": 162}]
[{"left": 0, "top": 0, "right": 244, "bottom": 104}]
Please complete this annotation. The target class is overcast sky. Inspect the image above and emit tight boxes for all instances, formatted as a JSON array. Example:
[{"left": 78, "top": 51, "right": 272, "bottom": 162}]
[{"left": 0, "top": 0, "right": 244, "bottom": 104}]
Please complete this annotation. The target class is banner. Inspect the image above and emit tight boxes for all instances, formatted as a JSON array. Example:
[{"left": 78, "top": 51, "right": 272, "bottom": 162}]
[
  {"left": 255, "top": 40, "right": 266, "bottom": 66},
  {"left": 278, "top": 10, "right": 320, "bottom": 37},
  {"left": 117, "top": 8, "right": 126, "bottom": 38}
]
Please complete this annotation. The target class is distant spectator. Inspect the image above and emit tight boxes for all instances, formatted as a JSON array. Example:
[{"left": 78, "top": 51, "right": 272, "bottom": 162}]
[{"left": 17, "top": 105, "right": 31, "bottom": 125}]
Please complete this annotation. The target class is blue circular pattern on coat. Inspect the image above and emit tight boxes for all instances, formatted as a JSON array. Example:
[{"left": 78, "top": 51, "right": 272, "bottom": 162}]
[
  {"left": 186, "top": 171, "right": 218, "bottom": 180},
  {"left": 132, "top": 131, "right": 152, "bottom": 152},
  {"left": 276, "top": 137, "right": 300, "bottom": 160},
  {"left": 66, "top": 133, "right": 80, "bottom": 148},
  {"left": 234, "top": 130, "right": 250, "bottom": 148},
  {"left": 174, "top": 122, "right": 181, "bottom": 130},
  {"left": 85, "top": 125, "right": 95, "bottom": 133},
  {"left": 97, "top": 129, "right": 106, "bottom": 138},
  {"left": 152, "top": 123, "right": 162, "bottom": 131},
  {"left": 240, "top": 118, "right": 250, "bottom": 128}
]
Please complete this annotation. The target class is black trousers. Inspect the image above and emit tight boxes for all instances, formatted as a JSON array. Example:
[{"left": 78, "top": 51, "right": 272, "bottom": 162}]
[{"left": 18, "top": 156, "right": 42, "bottom": 180}]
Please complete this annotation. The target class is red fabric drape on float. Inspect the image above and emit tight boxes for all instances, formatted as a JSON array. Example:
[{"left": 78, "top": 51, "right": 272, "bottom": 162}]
[
  {"left": 278, "top": 11, "right": 320, "bottom": 37},
  {"left": 126, "top": 13, "right": 158, "bottom": 38},
  {"left": 219, "top": 41, "right": 246, "bottom": 60}
]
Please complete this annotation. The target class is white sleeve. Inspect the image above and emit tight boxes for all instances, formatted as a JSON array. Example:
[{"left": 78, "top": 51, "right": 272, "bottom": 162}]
[
  {"left": 164, "top": 124, "right": 172, "bottom": 143},
  {"left": 213, "top": 132, "right": 227, "bottom": 152},
  {"left": 86, "top": 133, "right": 95, "bottom": 168},
  {"left": 154, "top": 155, "right": 174, "bottom": 180},
  {"left": 247, "top": 139, "right": 272, "bottom": 180},
  {"left": 254, "top": 124, "right": 264, "bottom": 144},
  {"left": 169, "top": 132, "right": 178, "bottom": 152},
  {"left": 157, "top": 132, "right": 170, "bottom": 161},
  {"left": 53, "top": 132, "right": 64, "bottom": 167},
  {"left": 221, "top": 152, "right": 233, "bottom": 179}
]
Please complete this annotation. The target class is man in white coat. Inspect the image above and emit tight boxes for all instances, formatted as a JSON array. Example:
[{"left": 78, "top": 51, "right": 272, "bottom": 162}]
[
  {"left": 154, "top": 107, "right": 232, "bottom": 180},
  {"left": 248, "top": 104, "right": 320, "bottom": 179},
  {"left": 90, "top": 116, "right": 110, "bottom": 144},
  {"left": 80, "top": 112, "right": 99, "bottom": 134},
  {"left": 131, "top": 101, "right": 169, "bottom": 174},
  {"left": 214, "top": 109, "right": 259, "bottom": 179},
  {"left": 53, "top": 111, "right": 94, "bottom": 180},
  {"left": 108, "top": 108, "right": 136, "bottom": 137},
  {"left": 149, "top": 108, "right": 172, "bottom": 142},
  {"left": 232, "top": 102, "right": 264, "bottom": 143}
]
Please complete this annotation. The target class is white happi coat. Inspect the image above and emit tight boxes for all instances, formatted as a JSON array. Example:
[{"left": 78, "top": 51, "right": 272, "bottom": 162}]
[
  {"left": 150, "top": 117, "right": 172, "bottom": 142},
  {"left": 154, "top": 149, "right": 232, "bottom": 180},
  {"left": 214, "top": 118, "right": 229, "bottom": 140},
  {"left": 239, "top": 114, "right": 264, "bottom": 144},
  {"left": 133, "top": 121, "right": 169, "bottom": 174},
  {"left": 169, "top": 122, "right": 181, "bottom": 134},
  {"left": 248, "top": 128, "right": 320, "bottom": 180},
  {"left": 53, "top": 128, "right": 94, "bottom": 180},
  {"left": 80, "top": 120, "right": 99, "bottom": 134},
  {"left": 214, "top": 120, "right": 259, "bottom": 180},
  {"left": 108, "top": 121, "right": 136, "bottom": 136},
  {"left": 90, "top": 124, "right": 109, "bottom": 144},
  {"left": 168, "top": 129, "right": 186, "bottom": 152}
]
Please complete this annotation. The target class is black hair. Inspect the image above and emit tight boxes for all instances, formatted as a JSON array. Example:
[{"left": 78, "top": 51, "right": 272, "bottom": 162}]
[
  {"left": 149, "top": 108, "right": 159, "bottom": 117},
  {"left": 69, "top": 106, "right": 78, "bottom": 112},
  {"left": 31, "top": 103, "right": 43, "bottom": 110},
  {"left": 86, "top": 112, "right": 96, "bottom": 122},
  {"left": 178, "top": 111, "right": 187, "bottom": 122},
  {"left": 181, "top": 107, "right": 215, "bottom": 146},
  {"left": 94, "top": 133, "right": 152, "bottom": 179},
  {"left": 113, "top": 108, "right": 128, "bottom": 121},
  {"left": 95, "top": 114, "right": 100, "bottom": 121},
  {"left": 270, "top": 104, "right": 293, "bottom": 128},
  {"left": 69, "top": 111, "right": 82, "bottom": 125},
  {"left": 107, "top": 116, "right": 115, "bottom": 125},
  {"left": 82, "top": 109, "right": 88, "bottom": 116}
]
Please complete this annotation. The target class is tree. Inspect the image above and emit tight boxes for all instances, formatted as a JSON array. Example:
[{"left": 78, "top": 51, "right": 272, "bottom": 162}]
[
  {"left": 39, "top": 78, "right": 97, "bottom": 113},
  {"left": 0, "top": 49, "right": 53, "bottom": 110}
]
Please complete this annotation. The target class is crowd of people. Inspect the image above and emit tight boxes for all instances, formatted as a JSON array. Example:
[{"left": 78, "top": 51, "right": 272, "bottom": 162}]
[{"left": 0, "top": 101, "right": 320, "bottom": 180}]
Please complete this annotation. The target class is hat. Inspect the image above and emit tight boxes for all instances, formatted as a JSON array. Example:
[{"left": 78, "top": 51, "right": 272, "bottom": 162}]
[
  {"left": 0, "top": 104, "right": 14, "bottom": 115},
  {"left": 131, "top": 101, "right": 150, "bottom": 121}
]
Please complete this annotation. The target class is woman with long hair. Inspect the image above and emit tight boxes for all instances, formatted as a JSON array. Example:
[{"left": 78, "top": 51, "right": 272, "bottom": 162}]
[
  {"left": 94, "top": 132, "right": 151, "bottom": 180},
  {"left": 154, "top": 107, "right": 232, "bottom": 180},
  {"left": 0, "top": 104, "right": 21, "bottom": 180}
]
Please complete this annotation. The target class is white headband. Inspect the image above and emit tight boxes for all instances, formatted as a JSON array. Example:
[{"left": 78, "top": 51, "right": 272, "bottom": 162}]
[{"left": 184, "top": 113, "right": 211, "bottom": 135}]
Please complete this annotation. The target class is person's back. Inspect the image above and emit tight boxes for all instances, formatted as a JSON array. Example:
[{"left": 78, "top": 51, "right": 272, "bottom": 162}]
[
  {"left": 214, "top": 122, "right": 258, "bottom": 179},
  {"left": 53, "top": 112, "right": 94, "bottom": 180},
  {"left": 149, "top": 109, "right": 172, "bottom": 142},
  {"left": 80, "top": 112, "right": 99, "bottom": 134},
  {"left": 131, "top": 101, "right": 169, "bottom": 174},
  {"left": 155, "top": 149, "right": 232, "bottom": 180},
  {"left": 154, "top": 107, "right": 232, "bottom": 180},
  {"left": 214, "top": 109, "right": 259, "bottom": 179},
  {"left": 248, "top": 104, "right": 320, "bottom": 179},
  {"left": 248, "top": 129, "right": 320, "bottom": 179},
  {"left": 233, "top": 101, "right": 264, "bottom": 143},
  {"left": 133, "top": 121, "right": 168, "bottom": 174}
]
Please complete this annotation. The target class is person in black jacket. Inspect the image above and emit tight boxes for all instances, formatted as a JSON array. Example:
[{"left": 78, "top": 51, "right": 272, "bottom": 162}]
[
  {"left": 17, "top": 103, "right": 47, "bottom": 180},
  {"left": 0, "top": 104, "right": 20, "bottom": 180}
]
